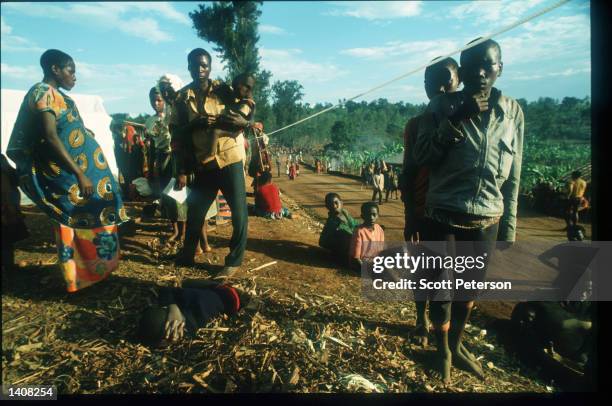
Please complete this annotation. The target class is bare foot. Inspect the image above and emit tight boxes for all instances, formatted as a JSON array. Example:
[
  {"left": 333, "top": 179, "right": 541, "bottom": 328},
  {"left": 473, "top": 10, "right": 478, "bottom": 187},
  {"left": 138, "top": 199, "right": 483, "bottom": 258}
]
[
  {"left": 459, "top": 342, "right": 478, "bottom": 362},
  {"left": 433, "top": 351, "right": 452, "bottom": 385},
  {"left": 411, "top": 322, "right": 430, "bottom": 347},
  {"left": 196, "top": 245, "right": 212, "bottom": 256},
  {"left": 452, "top": 348, "right": 484, "bottom": 379}
]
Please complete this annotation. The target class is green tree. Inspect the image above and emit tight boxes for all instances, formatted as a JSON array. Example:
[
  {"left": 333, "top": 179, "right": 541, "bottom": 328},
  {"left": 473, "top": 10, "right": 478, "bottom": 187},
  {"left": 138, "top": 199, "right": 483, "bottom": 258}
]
[
  {"left": 272, "top": 80, "right": 304, "bottom": 125},
  {"left": 190, "top": 1, "right": 274, "bottom": 126},
  {"left": 253, "top": 69, "right": 274, "bottom": 126},
  {"left": 330, "top": 120, "right": 352, "bottom": 150},
  {"left": 271, "top": 80, "right": 304, "bottom": 147},
  {"left": 190, "top": 1, "right": 263, "bottom": 78}
]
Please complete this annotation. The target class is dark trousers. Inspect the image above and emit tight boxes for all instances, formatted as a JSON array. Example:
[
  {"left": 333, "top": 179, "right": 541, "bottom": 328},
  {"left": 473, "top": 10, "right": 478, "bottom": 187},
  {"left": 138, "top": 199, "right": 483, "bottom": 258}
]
[
  {"left": 566, "top": 196, "right": 582, "bottom": 227},
  {"left": 421, "top": 217, "right": 499, "bottom": 325},
  {"left": 372, "top": 189, "right": 383, "bottom": 204},
  {"left": 184, "top": 162, "right": 248, "bottom": 267}
]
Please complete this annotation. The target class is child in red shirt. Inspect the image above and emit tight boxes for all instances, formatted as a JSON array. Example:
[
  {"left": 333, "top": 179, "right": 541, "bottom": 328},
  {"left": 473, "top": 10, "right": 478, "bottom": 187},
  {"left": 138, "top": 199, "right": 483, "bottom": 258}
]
[{"left": 253, "top": 171, "right": 293, "bottom": 219}]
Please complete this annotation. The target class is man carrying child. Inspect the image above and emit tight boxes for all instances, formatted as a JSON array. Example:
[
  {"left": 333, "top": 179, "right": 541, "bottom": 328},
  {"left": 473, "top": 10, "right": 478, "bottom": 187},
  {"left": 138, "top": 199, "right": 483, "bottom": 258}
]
[{"left": 414, "top": 38, "right": 524, "bottom": 383}]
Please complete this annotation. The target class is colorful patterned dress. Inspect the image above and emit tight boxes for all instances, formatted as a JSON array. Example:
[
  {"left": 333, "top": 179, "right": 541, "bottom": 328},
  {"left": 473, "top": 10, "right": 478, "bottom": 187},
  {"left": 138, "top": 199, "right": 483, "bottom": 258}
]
[{"left": 7, "top": 82, "right": 128, "bottom": 292}]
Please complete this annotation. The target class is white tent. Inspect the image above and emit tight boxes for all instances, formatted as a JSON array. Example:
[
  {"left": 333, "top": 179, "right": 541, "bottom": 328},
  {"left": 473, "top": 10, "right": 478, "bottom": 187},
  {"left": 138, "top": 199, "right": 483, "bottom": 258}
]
[{"left": 1, "top": 89, "right": 118, "bottom": 176}]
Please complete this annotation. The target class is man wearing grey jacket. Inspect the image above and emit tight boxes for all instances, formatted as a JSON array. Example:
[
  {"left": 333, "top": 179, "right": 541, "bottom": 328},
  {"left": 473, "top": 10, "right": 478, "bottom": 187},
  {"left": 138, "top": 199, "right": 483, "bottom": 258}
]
[{"left": 414, "top": 38, "right": 524, "bottom": 384}]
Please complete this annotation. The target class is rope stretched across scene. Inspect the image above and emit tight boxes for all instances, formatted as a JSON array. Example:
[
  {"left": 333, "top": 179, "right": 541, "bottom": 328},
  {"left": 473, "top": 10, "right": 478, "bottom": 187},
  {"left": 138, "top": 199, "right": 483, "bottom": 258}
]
[{"left": 265, "top": 0, "right": 572, "bottom": 138}]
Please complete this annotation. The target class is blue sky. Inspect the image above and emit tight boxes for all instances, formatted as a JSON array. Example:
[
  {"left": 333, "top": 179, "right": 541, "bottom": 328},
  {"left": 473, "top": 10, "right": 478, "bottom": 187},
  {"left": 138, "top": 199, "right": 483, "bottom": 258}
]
[{"left": 1, "top": 1, "right": 590, "bottom": 116}]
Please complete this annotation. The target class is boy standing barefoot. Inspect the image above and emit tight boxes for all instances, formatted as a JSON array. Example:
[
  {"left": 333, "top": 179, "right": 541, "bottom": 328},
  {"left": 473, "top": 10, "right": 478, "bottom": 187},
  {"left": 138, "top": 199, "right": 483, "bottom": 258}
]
[{"left": 414, "top": 38, "right": 524, "bottom": 383}]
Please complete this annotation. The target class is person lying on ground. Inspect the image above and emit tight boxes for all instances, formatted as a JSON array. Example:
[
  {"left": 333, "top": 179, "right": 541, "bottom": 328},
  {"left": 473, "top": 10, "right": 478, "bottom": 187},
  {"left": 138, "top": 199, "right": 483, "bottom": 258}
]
[
  {"left": 319, "top": 193, "right": 359, "bottom": 265},
  {"left": 251, "top": 171, "right": 294, "bottom": 219},
  {"left": 511, "top": 301, "right": 592, "bottom": 368},
  {"left": 349, "top": 202, "right": 385, "bottom": 272},
  {"left": 138, "top": 279, "right": 250, "bottom": 347}
]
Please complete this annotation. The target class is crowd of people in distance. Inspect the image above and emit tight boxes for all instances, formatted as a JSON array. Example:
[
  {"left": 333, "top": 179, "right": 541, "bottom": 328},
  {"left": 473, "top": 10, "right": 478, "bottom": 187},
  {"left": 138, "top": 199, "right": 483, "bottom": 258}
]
[
  {"left": 0, "top": 38, "right": 593, "bottom": 385},
  {"left": 359, "top": 160, "right": 400, "bottom": 204}
]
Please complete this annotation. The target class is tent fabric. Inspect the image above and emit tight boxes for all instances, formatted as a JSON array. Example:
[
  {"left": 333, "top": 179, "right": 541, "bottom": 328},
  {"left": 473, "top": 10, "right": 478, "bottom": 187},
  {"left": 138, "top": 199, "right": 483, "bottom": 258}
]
[
  {"left": 1, "top": 89, "right": 118, "bottom": 176},
  {"left": 2, "top": 88, "right": 119, "bottom": 205}
]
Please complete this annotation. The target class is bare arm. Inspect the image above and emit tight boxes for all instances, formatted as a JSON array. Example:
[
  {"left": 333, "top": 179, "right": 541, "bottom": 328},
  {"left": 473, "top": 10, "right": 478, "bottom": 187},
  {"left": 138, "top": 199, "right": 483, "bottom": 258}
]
[{"left": 40, "top": 112, "right": 93, "bottom": 198}]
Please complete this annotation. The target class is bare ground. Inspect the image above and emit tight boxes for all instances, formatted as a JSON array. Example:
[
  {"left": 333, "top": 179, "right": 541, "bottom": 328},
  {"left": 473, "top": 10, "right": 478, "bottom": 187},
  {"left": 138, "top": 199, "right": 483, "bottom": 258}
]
[{"left": 1, "top": 166, "right": 590, "bottom": 393}]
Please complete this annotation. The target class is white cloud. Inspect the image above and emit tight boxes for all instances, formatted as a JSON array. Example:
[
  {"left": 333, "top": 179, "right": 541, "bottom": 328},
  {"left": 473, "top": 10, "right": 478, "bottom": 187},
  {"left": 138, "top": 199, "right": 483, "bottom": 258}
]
[
  {"left": 500, "top": 14, "right": 590, "bottom": 65},
  {"left": 120, "top": 17, "right": 172, "bottom": 43},
  {"left": 0, "top": 16, "right": 45, "bottom": 53},
  {"left": 450, "top": 0, "right": 546, "bottom": 24},
  {"left": 1, "top": 63, "right": 40, "bottom": 81},
  {"left": 1, "top": 16, "right": 12, "bottom": 34},
  {"left": 341, "top": 39, "right": 459, "bottom": 62},
  {"left": 507, "top": 66, "right": 591, "bottom": 81},
  {"left": 260, "top": 24, "right": 288, "bottom": 35},
  {"left": 2, "top": 2, "right": 189, "bottom": 43},
  {"left": 76, "top": 62, "right": 183, "bottom": 85},
  {"left": 0, "top": 60, "right": 187, "bottom": 95},
  {"left": 103, "top": 2, "right": 191, "bottom": 26},
  {"left": 390, "top": 84, "right": 429, "bottom": 103},
  {"left": 325, "top": 1, "right": 422, "bottom": 20},
  {"left": 260, "top": 48, "right": 348, "bottom": 84}
]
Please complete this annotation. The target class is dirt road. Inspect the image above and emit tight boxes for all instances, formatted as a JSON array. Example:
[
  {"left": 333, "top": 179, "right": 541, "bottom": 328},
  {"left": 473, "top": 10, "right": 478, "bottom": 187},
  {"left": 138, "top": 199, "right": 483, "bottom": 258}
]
[
  {"left": 273, "top": 163, "right": 592, "bottom": 321},
  {"left": 2, "top": 164, "right": 588, "bottom": 393},
  {"left": 274, "top": 164, "right": 590, "bottom": 242}
]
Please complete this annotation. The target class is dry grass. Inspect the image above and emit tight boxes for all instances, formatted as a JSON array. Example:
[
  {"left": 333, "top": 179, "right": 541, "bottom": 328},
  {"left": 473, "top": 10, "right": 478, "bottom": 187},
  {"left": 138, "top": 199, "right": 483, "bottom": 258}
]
[{"left": 2, "top": 202, "right": 553, "bottom": 394}]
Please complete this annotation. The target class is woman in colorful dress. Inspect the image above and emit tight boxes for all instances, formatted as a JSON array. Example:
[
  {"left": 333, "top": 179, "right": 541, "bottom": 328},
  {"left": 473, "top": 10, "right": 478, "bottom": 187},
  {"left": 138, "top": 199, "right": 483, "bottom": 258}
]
[{"left": 7, "top": 49, "right": 128, "bottom": 292}]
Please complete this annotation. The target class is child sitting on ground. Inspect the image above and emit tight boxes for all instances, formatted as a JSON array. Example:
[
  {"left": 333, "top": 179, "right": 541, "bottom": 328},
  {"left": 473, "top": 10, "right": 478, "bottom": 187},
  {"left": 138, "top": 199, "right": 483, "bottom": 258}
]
[
  {"left": 138, "top": 279, "right": 250, "bottom": 347},
  {"left": 350, "top": 202, "right": 385, "bottom": 272},
  {"left": 251, "top": 171, "right": 294, "bottom": 219},
  {"left": 319, "top": 193, "right": 360, "bottom": 265}
]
